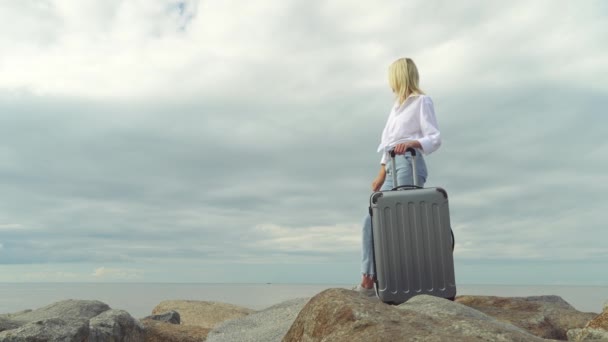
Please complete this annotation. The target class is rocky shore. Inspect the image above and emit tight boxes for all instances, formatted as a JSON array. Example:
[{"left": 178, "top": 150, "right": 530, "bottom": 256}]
[{"left": 0, "top": 289, "right": 606, "bottom": 341}]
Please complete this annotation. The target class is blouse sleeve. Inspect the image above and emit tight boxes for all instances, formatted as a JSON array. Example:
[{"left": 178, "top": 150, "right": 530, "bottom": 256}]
[
  {"left": 417, "top": 96, "right": 442, "bottom": 155},
  {"left": 380, "top": 152, "right": 388, "bottom": 165}
]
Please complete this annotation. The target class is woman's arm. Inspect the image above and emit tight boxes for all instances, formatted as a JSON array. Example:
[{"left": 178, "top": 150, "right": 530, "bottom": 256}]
[
  {"left": 372, "top": 165, "right": 386, "bottom": 191},
  {"left": 417, "top": 96, "right": 442, "bottom": 154}
]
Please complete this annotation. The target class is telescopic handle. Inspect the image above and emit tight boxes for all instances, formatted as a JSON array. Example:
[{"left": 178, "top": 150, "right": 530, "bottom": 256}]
[
  {"left": 389, "top": 147, "right": 417, "bottom": 158},
  {"left": 388, "top": 147, "right": 418, "bottom": 188}
]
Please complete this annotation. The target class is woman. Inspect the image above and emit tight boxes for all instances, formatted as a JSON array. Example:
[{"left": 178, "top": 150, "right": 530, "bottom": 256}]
[{"left": 356, "top": 57, "right": 442, "bottom": 296}]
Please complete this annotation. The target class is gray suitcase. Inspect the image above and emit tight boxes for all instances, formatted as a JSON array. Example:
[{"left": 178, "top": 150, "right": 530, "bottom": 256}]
[{"left": 369, "top": 148, "right": 456, "bottom": 304}]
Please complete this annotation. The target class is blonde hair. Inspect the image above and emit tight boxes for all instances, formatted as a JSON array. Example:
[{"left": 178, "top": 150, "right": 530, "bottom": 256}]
[{"left": 388, "top": 58, "right": 424, "bottom": 104}]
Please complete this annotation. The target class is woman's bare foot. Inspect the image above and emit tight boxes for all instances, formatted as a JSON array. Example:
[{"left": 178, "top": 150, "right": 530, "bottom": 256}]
[{"left": 360, "top": 274, "right": 375, "bottom": 289}]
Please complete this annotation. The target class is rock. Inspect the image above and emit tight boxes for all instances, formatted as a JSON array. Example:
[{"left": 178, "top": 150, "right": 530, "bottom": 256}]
[
  {"left": 4, "top": 299, "right": 110, "bottom": 324},
  {"left": 141, "top": 319, "right": 210, "bottom": 342},
  {"left": 151, "top": 300, "right": 254, "bottom": 329},
  {"left": 586, "top": 309, "right": 608, "bottom": 331},
  {"left": 567, "top": 328, "right": 608, "bottom": 341},
  {"left": 0, "top": 317, "right": 89, "bottom": 342},
  {"left": 207, "top": 297, "right": 309, "bottom": 342},
  {"left": 456, "top": 295, "right": 597, "bottom": 340},
  {"left": 283, "top": 288, "right": 548, "bottom": 341},
  {"left": 0, "top": 300, "right": 111, "bottom": 341},
  {"left": 0, "top": 310, "right": 32, "bottom": 321},
  {"left": 141, "top": 310, "right": 181, "bottom": 324},
  {"left": 89, "top": 309, "right": 145, "bottom": 342},
  {"left": 0, "top": 317, "right": 21, "bottom": 333},
  {"left": 142, "top": 310, "right": 181, "bottom": 324},
  {"left": 567, "top": 303, "right": 608, "bottom": 341},
  {"left": 0, "top": 299, "right": 145, "bottom": 342}
]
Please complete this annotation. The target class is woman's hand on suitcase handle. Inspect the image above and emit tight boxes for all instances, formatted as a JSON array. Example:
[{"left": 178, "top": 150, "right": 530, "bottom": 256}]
[{"left": 394, "top": 141, "right": 422, "bottom": 155}]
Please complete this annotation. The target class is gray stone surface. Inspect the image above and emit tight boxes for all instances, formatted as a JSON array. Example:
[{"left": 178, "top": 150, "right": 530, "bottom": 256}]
[
  {"left": 206, "top": 298, "right": 309, "bottom": 342},
  {"left": 0, "top": 317, "right": 89, "bottom": 342},
  {"left": 151, "top": 300, "right": 254, "bottom": 329},
  {"left": 141, "top": 318, "right": 210, "bottom": 342},
  {"left": 0, "top": 299, "right": 145, "bottom": 342},
  {"left": 1, "top": 292, "right": 603, "bottom": 342},
  {"left": 567, "top": 302, "right": 608, "bottom": 341},
  {"left": 89, "top": 309, "right": 145, "bottom": 342},
  {"left": 0, "top": 317, "right": 21, "bottom": 333},
  {"left": 568, "top": 327, "right": 608, "bottom": 341},
  {"left": 283, "top": 289, "right": 551, "bottom": 341},
  {"left": 456, "top": 295, "right": 596, "bottom": 340},
  {"left": 3, "top": 299, "right": 110, "bottom": 324},
  {"left": 141, "top": 310, "right": 181, "bottom": 324}
]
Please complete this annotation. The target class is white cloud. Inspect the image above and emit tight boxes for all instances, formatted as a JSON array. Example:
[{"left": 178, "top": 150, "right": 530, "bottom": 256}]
[
  {"left": 253, "top": 223, "right": 360, "bottom": 254},
  {"left": 0, "top": 224, "right": 23, "bottom": 230},
  {"left": 0, "top": 0, "right": 605, "bottom": 103},
  {"left": 0, "top": 0, "right": 204, "bottom": 99},
  {"left": 420, "top": 3, "right": 608, "bottom": 94},
  {"left": 0, "top": 1, "right": 606, "bottom": 284},
  {"left": 454, "top": 185, "right": 524, "bottom": 208}
]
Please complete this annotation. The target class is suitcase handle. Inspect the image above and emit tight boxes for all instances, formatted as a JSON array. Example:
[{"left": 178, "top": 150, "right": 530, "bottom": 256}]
[
  {"left": 389, "top": 147, "right": 417, "bottom": 157},
  {"left": 388, "top": 147, "right": 419, "bottom": 189},
  {"left": 393, "top": 184, "right": 422, "bottom": 191}
]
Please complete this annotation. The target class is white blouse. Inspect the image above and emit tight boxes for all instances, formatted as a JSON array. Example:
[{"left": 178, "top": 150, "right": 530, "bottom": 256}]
[{"left": 377, "top": 94, "right": 442, "bottom": 164}]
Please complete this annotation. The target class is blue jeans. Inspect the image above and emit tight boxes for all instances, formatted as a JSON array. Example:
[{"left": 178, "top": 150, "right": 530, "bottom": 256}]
[{"left": 361, "top": 151, "right": 427, "bottom": 276}]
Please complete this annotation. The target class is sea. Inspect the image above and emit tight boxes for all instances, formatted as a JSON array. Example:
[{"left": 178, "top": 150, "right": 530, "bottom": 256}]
[{"left": 0, "top": 283, "right": 606, "bottom": 318}]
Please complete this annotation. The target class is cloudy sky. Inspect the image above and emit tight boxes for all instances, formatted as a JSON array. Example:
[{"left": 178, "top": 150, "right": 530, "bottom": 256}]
[{"left": 0, "top": 0, "right": 606, "bottom": 285}]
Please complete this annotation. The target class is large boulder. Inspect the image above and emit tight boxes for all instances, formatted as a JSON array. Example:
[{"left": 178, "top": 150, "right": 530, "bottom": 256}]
[
  {"left": 283, "top": 288, "right": 549, "bottom": 341},
  {"left": 89, "top": 309, "right": 145, "bottom": 342},
  {"left": 207, "top": 297, "right": 309, "bottom": 342},
  {"left": 0, "top": 299, "right": 144, "bottom": 342},
  {"left": 2, "top": 299, "right": 110, "bottom": 324},
  {"left": 0, "top": 317, "right": 90, "bottom": 342},
  {"left": 0, "top": 300, "right": 110, "bottom": 341},
  {"left": 455, "top": 295, "right": 597, "bottom": 340},
  {"left": 567, "top": 301, "right": 608, "bottom": 341},
  {"left": 141, "top": 319, "right": 210, "bottom": 342},
  {"left": 151, "top": 300, "right": 254, "bottom": 329}
]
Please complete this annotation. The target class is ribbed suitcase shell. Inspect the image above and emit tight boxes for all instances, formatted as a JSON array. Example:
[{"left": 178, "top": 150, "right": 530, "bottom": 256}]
[{"left": 370, "top": 187, "right": 456, "bottom": 304}]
